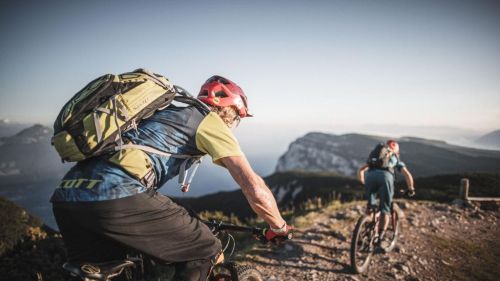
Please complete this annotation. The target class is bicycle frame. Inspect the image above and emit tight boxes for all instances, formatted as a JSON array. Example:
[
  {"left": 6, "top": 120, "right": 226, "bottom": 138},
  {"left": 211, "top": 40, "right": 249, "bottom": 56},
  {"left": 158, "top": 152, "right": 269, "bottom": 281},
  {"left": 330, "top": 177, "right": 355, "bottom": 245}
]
[
  {"left": 368, "top": 204, "right": 399, "bottom": 235},
  {"left": 351, "top": 191, "right": 411, "bottom": 274}
]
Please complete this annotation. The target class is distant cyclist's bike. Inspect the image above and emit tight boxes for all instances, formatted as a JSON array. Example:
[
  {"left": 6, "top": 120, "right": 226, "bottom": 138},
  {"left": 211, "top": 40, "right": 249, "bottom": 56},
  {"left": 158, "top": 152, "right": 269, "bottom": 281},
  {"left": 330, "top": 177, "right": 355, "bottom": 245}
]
[
  {"left": 62, "top": 220, "right": 276, "bottom": 281},
  {"left": 350, "top": 190, "right": 414, "bottom": 274}
]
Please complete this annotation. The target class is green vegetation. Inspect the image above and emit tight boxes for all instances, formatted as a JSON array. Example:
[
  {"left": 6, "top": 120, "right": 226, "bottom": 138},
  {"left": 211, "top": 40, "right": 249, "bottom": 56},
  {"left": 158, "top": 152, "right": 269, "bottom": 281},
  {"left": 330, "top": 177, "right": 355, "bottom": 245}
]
[
  {"left": 0, "top": 197, "right": 44, "bottom": 255},
  {"left": 198, "top": 210, "right": 243, "bottom": 226},
  {"left": 0, "top": 197, "right": 68, "bottom": 281},
  {"left": 410, "top": 172, "right": 500, "bottom": 202}
]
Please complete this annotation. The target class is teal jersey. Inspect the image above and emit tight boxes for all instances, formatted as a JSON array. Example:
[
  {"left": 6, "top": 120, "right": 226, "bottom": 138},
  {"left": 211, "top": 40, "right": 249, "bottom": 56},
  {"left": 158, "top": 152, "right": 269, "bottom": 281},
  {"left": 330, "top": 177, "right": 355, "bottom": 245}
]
[
  {"left": 50, "top": 105, "right": 207, "bottom": 202},
  {"left": 388, "top": 155, "right": 406, "bottom": 172}
]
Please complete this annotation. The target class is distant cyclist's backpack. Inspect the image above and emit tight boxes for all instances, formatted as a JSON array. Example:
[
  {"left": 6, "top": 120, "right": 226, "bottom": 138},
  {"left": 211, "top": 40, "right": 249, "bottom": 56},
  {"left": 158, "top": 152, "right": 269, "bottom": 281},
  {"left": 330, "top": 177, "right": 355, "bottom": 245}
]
[
  {"left": 52, "top": 68, "right": 176, "bottom": 162},
  {"left": 366, "top": 143, "right": 395, "bottom": 169}
]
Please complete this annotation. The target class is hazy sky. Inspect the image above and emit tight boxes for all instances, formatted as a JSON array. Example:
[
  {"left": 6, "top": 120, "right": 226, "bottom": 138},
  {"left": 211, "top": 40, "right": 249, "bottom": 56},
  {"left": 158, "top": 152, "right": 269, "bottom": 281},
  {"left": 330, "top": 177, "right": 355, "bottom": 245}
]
[{"left": 1, "top": 0, "right": 499, "bottom": 139}]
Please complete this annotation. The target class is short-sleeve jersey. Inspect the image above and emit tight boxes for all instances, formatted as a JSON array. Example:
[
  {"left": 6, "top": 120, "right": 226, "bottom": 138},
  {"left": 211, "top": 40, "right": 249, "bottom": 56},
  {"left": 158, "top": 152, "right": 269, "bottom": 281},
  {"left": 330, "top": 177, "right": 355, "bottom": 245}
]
[
  {"left": 50, "top": 105, "right": 244, "bottom": 202},
  {"left": 388, "top": 155, "right": 406, "bottom": 172}
]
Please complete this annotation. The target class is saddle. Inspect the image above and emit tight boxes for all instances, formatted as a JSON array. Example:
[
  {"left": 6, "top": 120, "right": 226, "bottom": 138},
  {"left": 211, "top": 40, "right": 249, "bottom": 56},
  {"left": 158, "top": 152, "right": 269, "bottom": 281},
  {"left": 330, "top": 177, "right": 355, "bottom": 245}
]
[{"left": 62, "top": 258, "right": 139, "bottom": 281}]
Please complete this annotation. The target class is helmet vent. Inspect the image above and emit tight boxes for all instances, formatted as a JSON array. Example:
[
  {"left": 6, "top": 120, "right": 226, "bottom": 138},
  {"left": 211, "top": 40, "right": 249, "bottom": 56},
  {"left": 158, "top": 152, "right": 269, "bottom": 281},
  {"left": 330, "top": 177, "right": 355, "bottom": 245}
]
[
  {"left": 215, "top": 90, "right": 228, "bottom": 98},
  {"left": 199, "top": 90, "right": 209, "bottom": 97},
  {"left": 219, "top": 77, "right": 230, "bottom": 84}
]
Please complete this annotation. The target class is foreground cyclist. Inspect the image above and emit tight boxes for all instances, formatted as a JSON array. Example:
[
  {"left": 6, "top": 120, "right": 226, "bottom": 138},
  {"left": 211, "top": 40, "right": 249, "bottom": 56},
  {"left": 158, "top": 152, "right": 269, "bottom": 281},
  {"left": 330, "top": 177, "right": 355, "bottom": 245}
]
[
  {"left": 357, "top": 140, "right": 415, "bottom": 243},
  {"left": 51, "top": 74, "right": 292, "bottom": 281}
]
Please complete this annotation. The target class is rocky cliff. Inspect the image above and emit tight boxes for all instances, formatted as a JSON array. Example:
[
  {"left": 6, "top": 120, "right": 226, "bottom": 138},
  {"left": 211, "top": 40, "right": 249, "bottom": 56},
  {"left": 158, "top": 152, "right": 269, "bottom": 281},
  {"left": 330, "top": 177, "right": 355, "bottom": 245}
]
[{"left": 275, "top": 132, "right": 500, "bottom": 177}]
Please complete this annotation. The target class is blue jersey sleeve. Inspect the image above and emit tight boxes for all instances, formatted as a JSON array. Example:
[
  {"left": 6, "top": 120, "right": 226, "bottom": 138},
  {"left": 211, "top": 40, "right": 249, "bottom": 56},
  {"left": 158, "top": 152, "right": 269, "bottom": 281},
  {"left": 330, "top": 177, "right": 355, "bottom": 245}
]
[
  {"left": 389, "top": 155, "right": 406, "bottom": 172},
  {"left": 395, "top": 161, "right": 406, "bottom": 172}
]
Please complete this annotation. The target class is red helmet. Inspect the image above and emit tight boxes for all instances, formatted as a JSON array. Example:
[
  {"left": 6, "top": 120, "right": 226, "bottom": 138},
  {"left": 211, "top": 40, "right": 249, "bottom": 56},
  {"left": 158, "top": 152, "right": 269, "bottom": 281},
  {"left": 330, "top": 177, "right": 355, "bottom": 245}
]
[
  {"left": 386, "top": 140, "right": 399, "bottom": 153},
  {"left": 197, "top": 75, "right": 252, "bottom": 118}
]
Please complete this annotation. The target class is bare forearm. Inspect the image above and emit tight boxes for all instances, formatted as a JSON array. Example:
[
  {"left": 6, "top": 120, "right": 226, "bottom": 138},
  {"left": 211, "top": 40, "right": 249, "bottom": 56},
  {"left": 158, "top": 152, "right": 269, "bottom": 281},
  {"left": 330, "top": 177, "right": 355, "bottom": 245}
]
[
  {"left": 222, "top": 156, "right": 285, "bottom": 228},
  {"left": 405, "top": 175, "right": 414, "bottom": 189},
  {"left": 402, "top": 168, "right": 414, "bottom": 189},
  {"left": 240, "top": 177, "right": 285, "bottom": 228}
]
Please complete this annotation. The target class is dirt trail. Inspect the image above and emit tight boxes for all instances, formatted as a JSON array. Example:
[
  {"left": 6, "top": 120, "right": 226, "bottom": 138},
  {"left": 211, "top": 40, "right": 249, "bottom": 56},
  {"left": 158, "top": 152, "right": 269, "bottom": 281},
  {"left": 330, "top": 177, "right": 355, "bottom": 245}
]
[{"left": 239, "top": 201, "right": 500, "bottom": 281}]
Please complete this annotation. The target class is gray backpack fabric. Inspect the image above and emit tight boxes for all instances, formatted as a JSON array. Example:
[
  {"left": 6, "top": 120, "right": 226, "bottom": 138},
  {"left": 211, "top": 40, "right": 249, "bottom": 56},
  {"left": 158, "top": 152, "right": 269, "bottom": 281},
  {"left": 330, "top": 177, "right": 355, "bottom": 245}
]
[{"left": 367, "top": 143, "right": 395, "bottom": 169}]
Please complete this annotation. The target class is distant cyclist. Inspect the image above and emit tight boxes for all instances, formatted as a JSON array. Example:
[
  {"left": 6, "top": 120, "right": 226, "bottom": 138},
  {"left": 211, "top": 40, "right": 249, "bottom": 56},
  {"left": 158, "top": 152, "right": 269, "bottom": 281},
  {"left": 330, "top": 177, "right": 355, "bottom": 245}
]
[
  {"left": 51, "top": 74, "right": 292, "bottom": 281},
  {"left": 357, "top": 140, "right": 415, "bottom": 243}
]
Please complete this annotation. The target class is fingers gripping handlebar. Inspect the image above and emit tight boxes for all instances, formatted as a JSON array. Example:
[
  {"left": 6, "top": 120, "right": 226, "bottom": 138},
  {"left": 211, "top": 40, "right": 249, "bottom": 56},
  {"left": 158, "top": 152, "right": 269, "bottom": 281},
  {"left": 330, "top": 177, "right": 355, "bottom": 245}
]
[
  {"left": 202, "top": 220, "right": 293, "bottom": 244},
  {"left": 398, "top": 189, "right": 416, "bottom": 198}
]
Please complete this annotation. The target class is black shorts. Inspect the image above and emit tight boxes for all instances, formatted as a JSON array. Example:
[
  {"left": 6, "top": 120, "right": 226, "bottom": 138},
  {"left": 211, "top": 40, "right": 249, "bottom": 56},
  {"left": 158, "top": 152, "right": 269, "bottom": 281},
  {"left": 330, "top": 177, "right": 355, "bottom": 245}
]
[{"left": 52, "top": 190, "right": 221, "bottom": 263}]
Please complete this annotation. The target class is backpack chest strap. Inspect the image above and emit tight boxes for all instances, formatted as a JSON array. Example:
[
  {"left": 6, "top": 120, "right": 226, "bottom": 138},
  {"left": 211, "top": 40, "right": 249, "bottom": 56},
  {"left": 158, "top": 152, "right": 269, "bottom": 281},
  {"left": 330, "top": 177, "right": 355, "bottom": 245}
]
[{"left": 115, "top": 144, "right": 204, "bottom": 191}]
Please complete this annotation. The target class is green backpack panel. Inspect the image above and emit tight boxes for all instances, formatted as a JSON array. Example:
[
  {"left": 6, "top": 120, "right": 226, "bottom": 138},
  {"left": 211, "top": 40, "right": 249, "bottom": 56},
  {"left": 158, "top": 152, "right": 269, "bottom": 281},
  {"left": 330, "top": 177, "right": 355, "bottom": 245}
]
[{"left": 52, "top": 68, "right": 175, "bottom": 162}]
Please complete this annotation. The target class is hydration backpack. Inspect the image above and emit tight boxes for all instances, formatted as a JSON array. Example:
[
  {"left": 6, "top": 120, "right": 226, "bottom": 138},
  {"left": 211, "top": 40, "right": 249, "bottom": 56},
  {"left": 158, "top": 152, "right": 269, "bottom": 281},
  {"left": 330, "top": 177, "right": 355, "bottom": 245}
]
[
  {"left": 52, "top": 69, "right": 209, "bottom": 189},
  {"left": 52, "top": 68, "right": 177, "bottom": 162},
  {"left": 366, "top": 143, "right": 395, "bottom": 169}
]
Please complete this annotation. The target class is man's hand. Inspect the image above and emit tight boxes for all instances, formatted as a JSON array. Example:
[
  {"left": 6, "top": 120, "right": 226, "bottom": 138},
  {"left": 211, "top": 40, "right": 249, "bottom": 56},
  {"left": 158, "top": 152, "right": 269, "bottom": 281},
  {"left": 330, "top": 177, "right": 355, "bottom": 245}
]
[
  {"left": 408, "top": 188, "right": 416, "bottom": 197},
  {"left": 262, "top": 224, "right": 293, "bottom": 244}
]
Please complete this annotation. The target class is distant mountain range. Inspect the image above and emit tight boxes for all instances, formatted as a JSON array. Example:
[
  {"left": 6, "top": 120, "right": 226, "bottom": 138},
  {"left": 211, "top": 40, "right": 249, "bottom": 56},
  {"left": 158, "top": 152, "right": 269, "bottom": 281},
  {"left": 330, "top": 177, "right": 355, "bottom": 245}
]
[
  {"left": 475, "top": 130, "right": 500, "bottom": 149},
  {"left": 275, "top": 132, "right": 500, "bottom": 178},
  {"left": 0, "top": 124, "right": 69, "bottom": 185},
  {"left": 0, "top": 119, "right": 29, "bottom": 138}
]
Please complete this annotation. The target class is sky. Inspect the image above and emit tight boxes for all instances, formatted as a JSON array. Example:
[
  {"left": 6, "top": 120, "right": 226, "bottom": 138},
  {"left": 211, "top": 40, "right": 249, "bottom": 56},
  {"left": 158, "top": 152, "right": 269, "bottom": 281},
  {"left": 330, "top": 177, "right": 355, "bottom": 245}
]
[{"left": 1, "top": 0, "right": 499, "bottom": 147}]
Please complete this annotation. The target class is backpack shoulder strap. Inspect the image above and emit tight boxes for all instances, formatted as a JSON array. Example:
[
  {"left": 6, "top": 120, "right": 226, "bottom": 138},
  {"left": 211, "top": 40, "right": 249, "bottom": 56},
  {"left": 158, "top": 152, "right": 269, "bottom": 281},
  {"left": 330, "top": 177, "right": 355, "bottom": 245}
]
[{"left": 172, "top": 85, "right": 211, "bottom": 115}]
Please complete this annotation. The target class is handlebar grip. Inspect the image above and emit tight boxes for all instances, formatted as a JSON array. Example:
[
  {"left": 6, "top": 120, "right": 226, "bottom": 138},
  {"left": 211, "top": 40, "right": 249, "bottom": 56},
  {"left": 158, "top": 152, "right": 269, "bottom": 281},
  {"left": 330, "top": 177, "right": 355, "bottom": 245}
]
[
  {"left": 398, "top": 189, "right": 415, "bottom": 197},
  {"left": 407, "top": 190, "right": 416, "bottom": 197}
]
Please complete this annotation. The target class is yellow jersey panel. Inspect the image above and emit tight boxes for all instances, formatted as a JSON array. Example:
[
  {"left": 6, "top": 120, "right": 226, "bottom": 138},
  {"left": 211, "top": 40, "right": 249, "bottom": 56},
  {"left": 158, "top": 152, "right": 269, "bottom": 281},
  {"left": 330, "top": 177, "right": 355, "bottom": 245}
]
[{"left": 195, "top": 112, "right": 244, "bottom": 166}]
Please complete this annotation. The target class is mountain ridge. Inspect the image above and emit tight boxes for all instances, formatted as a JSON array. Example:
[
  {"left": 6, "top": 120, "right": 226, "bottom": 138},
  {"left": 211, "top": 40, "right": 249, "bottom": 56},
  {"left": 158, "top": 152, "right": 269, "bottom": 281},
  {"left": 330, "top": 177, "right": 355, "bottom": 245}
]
[
  {"left": 275, "top": 132, "right": 500, "bottom": 177},
  {"left": 0, "top": 119, "right": 29, "bottom": 138},
  {"left": 0, "top": 124, "right": 68, "bottom": 185},
  {"left": 476, "top": 129, "right": 500, "bottom": 149}
]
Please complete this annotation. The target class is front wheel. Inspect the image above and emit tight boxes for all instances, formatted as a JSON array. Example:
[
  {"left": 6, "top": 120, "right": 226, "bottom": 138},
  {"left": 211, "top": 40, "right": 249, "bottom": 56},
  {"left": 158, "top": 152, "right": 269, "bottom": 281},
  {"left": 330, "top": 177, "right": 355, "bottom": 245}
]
[
  {"left": 211, "top": 263, "right": 264, "bottom": 281},
  {"left": 350, "top": 215, "right": 375, "bottom": 274}
]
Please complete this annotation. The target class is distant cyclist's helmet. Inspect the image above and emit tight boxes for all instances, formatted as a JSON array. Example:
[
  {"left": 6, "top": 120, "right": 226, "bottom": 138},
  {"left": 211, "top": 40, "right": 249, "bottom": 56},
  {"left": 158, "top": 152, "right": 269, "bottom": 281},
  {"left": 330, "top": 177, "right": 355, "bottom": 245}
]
[
  {"left": 387, "top": 140, "right": 400, "bottom": 154},
  {"left": 197, "top": 75, "right": 253, "bottom": 118}
]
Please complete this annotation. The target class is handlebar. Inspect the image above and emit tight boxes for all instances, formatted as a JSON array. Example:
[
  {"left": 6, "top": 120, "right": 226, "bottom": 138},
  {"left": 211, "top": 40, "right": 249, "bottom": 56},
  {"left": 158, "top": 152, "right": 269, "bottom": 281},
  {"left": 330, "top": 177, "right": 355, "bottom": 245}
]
[
  {"left": 203, "top": 220, "right": 264, "bottom": 236},
  {"left": 202, "top": 220, "right": 293, "bottom": 243},
  {"left": 397, "top": 188, "right": 415, "bottom": 198}
]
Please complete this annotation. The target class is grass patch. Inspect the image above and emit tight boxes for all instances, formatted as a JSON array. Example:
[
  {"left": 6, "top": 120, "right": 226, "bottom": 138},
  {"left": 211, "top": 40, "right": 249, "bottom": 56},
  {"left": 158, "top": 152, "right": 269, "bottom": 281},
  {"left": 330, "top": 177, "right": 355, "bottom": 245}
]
[{"left": 291, "top": 200, "right": 364, "bottom": 229}]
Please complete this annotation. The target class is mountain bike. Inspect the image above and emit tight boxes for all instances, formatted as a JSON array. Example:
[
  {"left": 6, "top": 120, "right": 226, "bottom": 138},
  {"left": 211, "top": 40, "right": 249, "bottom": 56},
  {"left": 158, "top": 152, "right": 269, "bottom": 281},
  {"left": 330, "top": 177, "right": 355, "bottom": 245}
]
[
  {"left": 350, "top": 189, "right": 414, "bottom": 274},
  {"left": 62, "top": 220, "right": 276, "bottom": 281}
]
